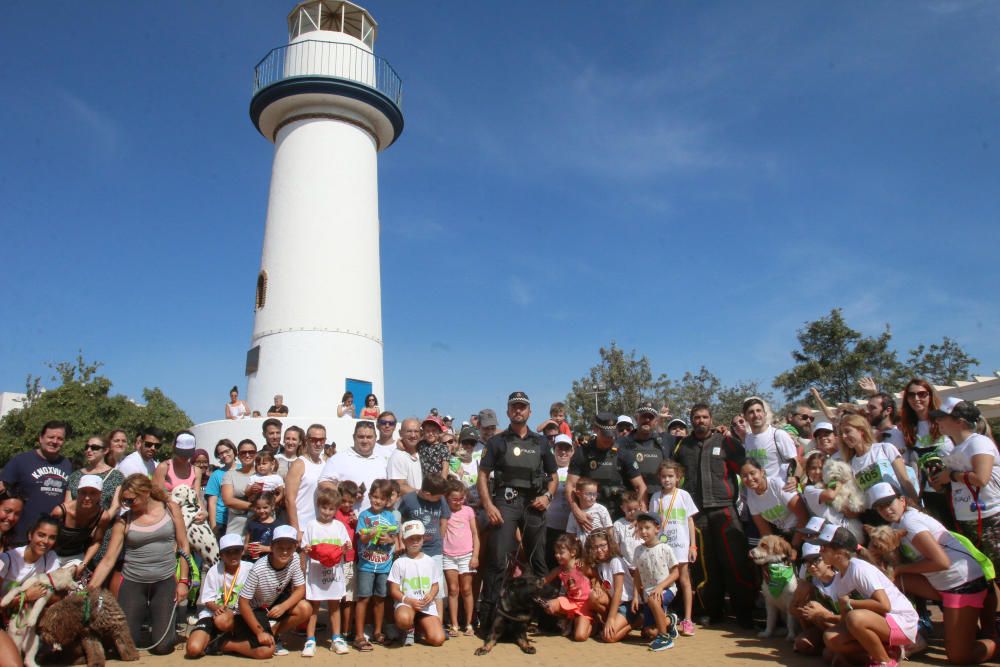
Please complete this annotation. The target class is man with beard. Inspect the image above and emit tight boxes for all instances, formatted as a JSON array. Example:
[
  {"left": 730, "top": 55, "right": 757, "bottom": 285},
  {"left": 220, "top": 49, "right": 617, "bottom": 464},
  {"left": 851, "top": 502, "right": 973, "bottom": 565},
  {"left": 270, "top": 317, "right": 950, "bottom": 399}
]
[
  {"left": 672, "top": 404, "right": 755, "bottom": 628},
  {"left": 476, "top": 392, "right": 557, "bottom": 634},
  {"left": 568, "top": 412, "right": 645, "bottom": 523},
  {"left": 617, "top": 402, "right": 672, "bottom": 502},
  {"left": 866, "top": 392, "right": 906, "bottom": 452}
]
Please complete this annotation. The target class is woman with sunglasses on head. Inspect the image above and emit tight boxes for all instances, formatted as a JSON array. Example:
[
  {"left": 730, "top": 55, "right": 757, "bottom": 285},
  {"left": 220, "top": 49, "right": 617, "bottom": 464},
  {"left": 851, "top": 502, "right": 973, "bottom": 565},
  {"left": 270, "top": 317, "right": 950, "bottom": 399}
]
[
  {"left": 899, "top": 378, "right": 954, "bottom": 528},
  {"left": 66, "top": 435, "right": 125, "bottom": 512},
  {"left": 221, "top": 440, "right": 264, "bottom": 537},
  {"left": 89, "top": 474, "right": 191, "bottom": 655},
  {"left": 206, "top": 440, "right": 237, "bottom": 538}
]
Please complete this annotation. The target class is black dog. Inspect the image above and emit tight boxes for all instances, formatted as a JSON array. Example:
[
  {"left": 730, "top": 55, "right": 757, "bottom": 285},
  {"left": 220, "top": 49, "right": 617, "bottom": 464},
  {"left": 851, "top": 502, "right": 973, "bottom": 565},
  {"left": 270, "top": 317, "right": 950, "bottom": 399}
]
[{"left": 475, "top": 575, "right": 555, "bottom": 656}]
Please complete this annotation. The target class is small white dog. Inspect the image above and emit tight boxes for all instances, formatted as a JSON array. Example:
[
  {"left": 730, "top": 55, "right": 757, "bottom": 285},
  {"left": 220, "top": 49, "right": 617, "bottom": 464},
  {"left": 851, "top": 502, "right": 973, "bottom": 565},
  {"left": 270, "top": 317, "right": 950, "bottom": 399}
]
[
  {"left": 749, "top": 535, "right": 799, "bottom": 641},
  {"left": 822, "top": 459, "right": 865, "bottom": 513},
  {"left": 0, "top": 564, "right": 79, "bottom": 667}
]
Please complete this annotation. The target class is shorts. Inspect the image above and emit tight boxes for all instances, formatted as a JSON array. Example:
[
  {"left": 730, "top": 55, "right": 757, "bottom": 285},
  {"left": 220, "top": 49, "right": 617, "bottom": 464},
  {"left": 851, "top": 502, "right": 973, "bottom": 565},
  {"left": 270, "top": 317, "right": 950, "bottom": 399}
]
[
  {"left": 394, "top": 601, "right": 439, "bottom": 618},
  {"left": 431, "top": 554, "right": 446, "bottom": 599},
  {"left": 232, "top": 608, "right": 275, "bottom": 648},
  {"left": 941, "top": 577, "right": 989, "bottom": 609},
  {"left": 356, "top": 570, "right": 389, "bottom": 599},
  {"left": 555, "top": 596, "right": 592, "bottom": 620},
  {"left": 191, "top": 616, "right": 221, "bottom": 637},
  {"left": 342, "top": 561, "right": 355, "bottom": 602},
  {"left": 641, "top": 589, "right": 676, "bottom": 628},
  {"left": 616, "top": 602, "right": 641, "bottom": 623},
  {"left": 885, "top": 614, "right": 917, "bottom": 647},
  {"left": 442, "top": 552, "right": 475, "bottom": 574}
]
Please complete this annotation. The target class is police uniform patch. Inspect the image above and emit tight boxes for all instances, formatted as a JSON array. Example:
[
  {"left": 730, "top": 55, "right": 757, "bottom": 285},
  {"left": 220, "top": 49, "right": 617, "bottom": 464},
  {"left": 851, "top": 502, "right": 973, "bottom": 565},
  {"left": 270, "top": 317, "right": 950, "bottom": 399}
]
[
  {"left": 589, "top": 460, "right": 598, "bottom": 470},
  {"left": 633, "top": 461, "right": 639, "bottom": 469},
  {"left": 636, "top": 453, "right": 644, "bottom": 463},
  {"left": 513, "top": 446, "right": 521, "bottom": 457}
]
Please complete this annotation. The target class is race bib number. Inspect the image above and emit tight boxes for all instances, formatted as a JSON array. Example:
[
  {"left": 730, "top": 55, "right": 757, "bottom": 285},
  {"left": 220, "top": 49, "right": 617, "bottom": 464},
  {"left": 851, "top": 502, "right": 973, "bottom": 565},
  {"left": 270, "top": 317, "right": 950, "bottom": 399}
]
[{"left": 664, "top": 528, "right": 679, "bottom": 545}]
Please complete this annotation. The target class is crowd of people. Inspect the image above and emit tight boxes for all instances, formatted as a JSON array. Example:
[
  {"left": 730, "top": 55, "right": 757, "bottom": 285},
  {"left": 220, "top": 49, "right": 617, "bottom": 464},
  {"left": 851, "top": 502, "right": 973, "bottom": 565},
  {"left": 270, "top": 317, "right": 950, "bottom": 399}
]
[{"left": 0, "top": 378, "right": 998, "bottom": 667}]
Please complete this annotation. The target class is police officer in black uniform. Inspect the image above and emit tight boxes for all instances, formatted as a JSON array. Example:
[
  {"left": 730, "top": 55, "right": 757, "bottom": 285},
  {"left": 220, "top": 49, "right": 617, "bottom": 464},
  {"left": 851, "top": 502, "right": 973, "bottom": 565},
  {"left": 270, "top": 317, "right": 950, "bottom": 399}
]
[
  {"left": 476, "top": 391, "right": 558, "bottom": 633},
  {"left": 618, "top": 401, "right": 676, "bottom": 502},
  {"left": 566, "top": 412, "right": 645, "bottom": 524}
]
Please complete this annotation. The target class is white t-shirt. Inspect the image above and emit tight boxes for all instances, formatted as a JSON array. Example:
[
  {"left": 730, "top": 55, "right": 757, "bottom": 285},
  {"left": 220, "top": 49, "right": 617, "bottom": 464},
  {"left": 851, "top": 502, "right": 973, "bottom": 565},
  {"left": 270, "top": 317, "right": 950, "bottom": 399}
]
[
  {"left": 275, "top": 453, "right": 298, "bottom": 479},
  {"left": 374, "top": 442, "right": 398, "bottom": 461},
  {"left": 301, "top": 519, "right": 352, "bottom": 600},
  {"left": 116, "top": 451, "right": 155, "bottom": 478},
  {"left": 565, "top": 502, "right": 613, "bottom": 541},
  {"left": 597, "top": 555, "right": 634, "bottom": 602},
  {"left": 613, "top": 518, "right": 643, "bottom": 569},
  {"left": 319, "top": 449, "right": 388, "bottom": 511},
  {"left": 746, "top": 477, "right": 800, "bottom": 532},
  {"left": 249, "top": 474, "right": 284, "bottom": 494},
  {"left": 633, "top": 541, "right": 678, "bottom": 598},
  {"left": 802, "top": 485, "right": 851, "bottom": 529},
  {"left": 833, "top": 558, "right": 918, "bottom": 642},
  {"left": 198, "top": 561, "right": 251, "bottom": 619},
  {"left": 948, "top": 433, "right": 1000, "bottom": 521},
  {"left": 0, "top": 547, "right": 58, "bottom": 593},
  {"left": 880, "top": 426, "right": 908, "bottom": 455},
  {"left": 850, "top": 442, "right": 902, "bottom": 494},
  {"left": 894, "top": 508, "right": 981, "bottom": 591},
  {"left": 388, "top": 553, "right": 441, "bottom": 616},
  {"left": 545, "top": 466, "right": 571, "bottom": 530},
  {"left": 909, "top": 421, "right": 954, "bottom": 492},
  {"left": 649, "top": 488, "right": 699, "bottom": 563},
  {"left": 744, "top": 427, "right": 798, "bottom": 481},
  {"left": 387, "top": 449, "right": 422, "bottom": 493}
]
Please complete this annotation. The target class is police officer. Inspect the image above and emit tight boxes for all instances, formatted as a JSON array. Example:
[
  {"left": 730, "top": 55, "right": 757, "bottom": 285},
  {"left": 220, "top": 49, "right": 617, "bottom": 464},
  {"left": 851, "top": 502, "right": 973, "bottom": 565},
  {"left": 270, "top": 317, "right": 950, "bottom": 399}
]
[
  {"left": 476, "top": 391, "right": 558, "bottom": 633},
  {"left": 566, "top": 412, "right": 645, "bottom": 524},
  {"left": 617, "top": 401, "right": 675, "bottom": 501}
]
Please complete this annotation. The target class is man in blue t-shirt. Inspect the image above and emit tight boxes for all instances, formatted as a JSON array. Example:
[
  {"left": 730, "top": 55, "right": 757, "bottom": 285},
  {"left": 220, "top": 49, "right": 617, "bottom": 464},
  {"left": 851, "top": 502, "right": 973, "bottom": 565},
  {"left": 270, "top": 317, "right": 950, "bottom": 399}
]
[
  {"left": 0, "top": 420, "right": 74, "bottom": 546},
  {"left": 397, "top": 474, "right": 451, "bottom": 616}
]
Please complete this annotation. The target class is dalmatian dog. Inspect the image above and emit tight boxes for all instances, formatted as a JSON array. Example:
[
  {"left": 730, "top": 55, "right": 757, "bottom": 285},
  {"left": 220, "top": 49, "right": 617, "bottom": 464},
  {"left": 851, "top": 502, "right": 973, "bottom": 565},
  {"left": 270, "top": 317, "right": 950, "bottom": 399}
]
[{"left": 171, "top": 484, "right": 219, "bottom": 568}]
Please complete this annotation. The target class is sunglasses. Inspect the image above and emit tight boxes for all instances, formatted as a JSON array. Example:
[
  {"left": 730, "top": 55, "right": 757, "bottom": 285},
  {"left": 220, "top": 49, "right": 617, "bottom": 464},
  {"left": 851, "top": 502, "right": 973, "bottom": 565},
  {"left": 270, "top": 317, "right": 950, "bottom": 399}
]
[
  {"left": 797, "top": 415, "right": 815, "bottom": 422},
  {"left": 377, "top": 420, "right": 396, "bottom": 427},
  {"left": 142, "top": 441, "right": 162, "bottom": 449},
  {"left": 84, "top": 444, "right": 106, "bottom": 452},
  {"left": 441, "top": 439, "right": 456, "bottom": 445},
  {"left": 907, "top": 390, "right": 930, "bottom": 399},
  {"left": 617, "top": 425, "right": 632, "bottom": 431},
  {"left": 238, "top": 449, "right": 257, "bottom": 457}
]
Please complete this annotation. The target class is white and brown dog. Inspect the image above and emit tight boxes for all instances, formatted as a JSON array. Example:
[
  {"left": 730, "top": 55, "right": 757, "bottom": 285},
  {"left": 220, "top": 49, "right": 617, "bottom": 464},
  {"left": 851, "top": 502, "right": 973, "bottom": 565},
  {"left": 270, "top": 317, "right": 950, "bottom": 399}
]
[
  {"left": 749, "top": 535, "right": 798, "bottom": 641},
  {"left": 171, "top": 484, "right": 219, "bottom": 568},
  {"left": 0, "top": 564, "right": 79, "bottom": 667}
]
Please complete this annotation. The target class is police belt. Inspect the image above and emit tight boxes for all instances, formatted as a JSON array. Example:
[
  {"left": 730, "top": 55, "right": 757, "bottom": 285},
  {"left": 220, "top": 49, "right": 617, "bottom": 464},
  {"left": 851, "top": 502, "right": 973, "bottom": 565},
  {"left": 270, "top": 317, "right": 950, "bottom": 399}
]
[{"left": 495, "top": 486, "right": 540, "bottom": 502}]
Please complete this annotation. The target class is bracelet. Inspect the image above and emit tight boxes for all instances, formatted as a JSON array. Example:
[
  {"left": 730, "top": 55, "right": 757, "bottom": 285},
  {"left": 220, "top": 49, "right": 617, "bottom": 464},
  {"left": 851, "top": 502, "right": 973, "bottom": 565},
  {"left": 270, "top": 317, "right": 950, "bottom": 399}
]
[{"left": 178, "top": 579, "right": 191, "bottom": 585}]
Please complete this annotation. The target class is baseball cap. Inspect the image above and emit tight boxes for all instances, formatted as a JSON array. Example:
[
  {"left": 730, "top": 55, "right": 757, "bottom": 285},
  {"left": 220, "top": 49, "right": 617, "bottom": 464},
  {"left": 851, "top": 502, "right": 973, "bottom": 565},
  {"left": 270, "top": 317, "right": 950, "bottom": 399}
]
[
  {"left": 616, "top": 415, "right": 634, "bottom": 427},
  {"left": 801, "top": 542, "right": 822, "bottom": 561},
  {"left": 272, "top": 525, "right": 298, "bottom": 543},
  {"left": 635, "top": 511, "right": 661, "bottom": 527},
  {"left": 817, "top": 524, "right": 858, "bottom": 551},
  {"left": 422, "top": 415, "right": 445, "bottom": 431},
  {"left": 812, "top": 421, "right": 834, "bottom": 435},
  {"left": 174, "top": 432, "right": 196, "bottom": 456},
  {"left": 553, "top": 434, "right": 574, "bottom": 449},
  {"left": 478, "top": 409, "right": 498, "bottom": 428},
  {"left": 866, "top": 482, "right": 898, "bottom": 508},
  {"left": 77, "top": 475, "right": 103, "bottom": 492},
  {"left": 636, "top": 401, "right": 658, "bottom": 416},
  {"left": 666, "top": 418, "right": 688, "bottom": 430},
  {"left": 219, "top": 534, "right": 244, "bottom": 551},
  {"left": 797, "top": 516, "right": 825, "bottom": 536},
  {"left": 401, "top": 520, "right": 426, "bottom": 540},
  {"left": 507, "top": 391, "right": 530, "bottom": 406},
  {"left": 459, "top": 426, "right": 480, "bottom": 443},
  {"left": 929, "top": 396, "right": 981, "bottom": 423}
]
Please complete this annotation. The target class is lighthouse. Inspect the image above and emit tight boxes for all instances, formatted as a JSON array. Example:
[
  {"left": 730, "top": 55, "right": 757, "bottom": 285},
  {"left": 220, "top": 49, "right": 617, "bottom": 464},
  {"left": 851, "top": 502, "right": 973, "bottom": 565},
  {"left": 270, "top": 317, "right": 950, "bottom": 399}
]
[{"left": 244, "top": 0, "right": 403, "bottom": 417}]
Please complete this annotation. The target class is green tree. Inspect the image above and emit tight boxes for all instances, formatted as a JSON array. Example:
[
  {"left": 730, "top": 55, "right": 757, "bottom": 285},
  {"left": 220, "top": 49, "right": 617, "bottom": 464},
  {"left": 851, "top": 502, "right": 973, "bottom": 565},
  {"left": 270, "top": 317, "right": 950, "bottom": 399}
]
[
  {"left": 659, "top": 367, "right": 773, "bottom": 425},
  {"left": 0, "top": 355, "right": 192, "bottom": 466},
  {"left": 564, "top": 342, "right": 657, "bottom": 434},
  {"left": 904, "top": 337, "right": 979, "bottom": 385},
  {"left": 773, "top": 308, "right": 901, "bottom": 404}
]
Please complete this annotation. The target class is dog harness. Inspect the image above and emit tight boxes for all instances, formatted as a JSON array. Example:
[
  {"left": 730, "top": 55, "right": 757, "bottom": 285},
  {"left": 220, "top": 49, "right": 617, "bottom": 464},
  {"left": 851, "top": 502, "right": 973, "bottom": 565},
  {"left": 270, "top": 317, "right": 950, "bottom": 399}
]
[{"left": 765, "top": 563, "right": 794, "bottom": 598}]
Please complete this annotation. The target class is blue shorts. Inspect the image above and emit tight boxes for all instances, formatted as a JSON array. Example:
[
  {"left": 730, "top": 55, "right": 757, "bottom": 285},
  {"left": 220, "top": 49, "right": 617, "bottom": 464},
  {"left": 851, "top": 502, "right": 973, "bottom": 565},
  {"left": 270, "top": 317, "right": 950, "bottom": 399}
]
[
  {"left": 356, "top": 570, "right": 389, "bottom": 599},
  {"left": 642, "top": 589, "right": 676, "bottom": 628},
  {"left": 616, "top": 602, "right": 641, "bottom": 623}
]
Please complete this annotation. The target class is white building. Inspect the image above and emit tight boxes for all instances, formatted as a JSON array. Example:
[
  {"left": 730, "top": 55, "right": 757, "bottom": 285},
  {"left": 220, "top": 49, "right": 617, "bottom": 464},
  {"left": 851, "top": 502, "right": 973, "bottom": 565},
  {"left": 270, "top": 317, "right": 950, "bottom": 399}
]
[{"left": 0, "top": 392, "right": 27, "bottom": 420}]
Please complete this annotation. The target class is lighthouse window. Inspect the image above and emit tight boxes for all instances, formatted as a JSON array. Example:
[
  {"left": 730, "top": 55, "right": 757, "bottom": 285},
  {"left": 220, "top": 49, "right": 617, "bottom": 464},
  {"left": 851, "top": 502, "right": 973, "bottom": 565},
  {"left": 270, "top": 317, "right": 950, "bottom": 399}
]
[{"left": 255, "top": 271, "right": 268, "bottom": 310}]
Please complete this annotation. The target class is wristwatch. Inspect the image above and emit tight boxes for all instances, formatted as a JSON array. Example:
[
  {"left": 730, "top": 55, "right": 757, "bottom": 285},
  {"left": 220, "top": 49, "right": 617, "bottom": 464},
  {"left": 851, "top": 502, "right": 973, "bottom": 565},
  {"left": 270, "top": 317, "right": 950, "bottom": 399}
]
[{"left": 543, "top": 491, "right": 553, "bottom": 500}]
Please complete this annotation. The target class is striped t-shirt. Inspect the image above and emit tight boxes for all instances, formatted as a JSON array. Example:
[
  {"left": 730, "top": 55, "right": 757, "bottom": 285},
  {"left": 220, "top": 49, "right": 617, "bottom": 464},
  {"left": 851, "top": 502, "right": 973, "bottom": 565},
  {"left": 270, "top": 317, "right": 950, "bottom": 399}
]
[{"left": 238, "top": 556, "right": 305, "bottom": 609}]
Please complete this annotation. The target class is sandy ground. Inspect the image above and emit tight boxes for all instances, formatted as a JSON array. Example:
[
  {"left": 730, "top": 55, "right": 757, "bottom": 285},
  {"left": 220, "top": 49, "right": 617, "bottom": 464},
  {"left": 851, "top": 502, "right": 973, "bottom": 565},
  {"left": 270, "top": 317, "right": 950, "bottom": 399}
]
[{"left": 106, "top": 620, "right": 951, "bottom": 667}]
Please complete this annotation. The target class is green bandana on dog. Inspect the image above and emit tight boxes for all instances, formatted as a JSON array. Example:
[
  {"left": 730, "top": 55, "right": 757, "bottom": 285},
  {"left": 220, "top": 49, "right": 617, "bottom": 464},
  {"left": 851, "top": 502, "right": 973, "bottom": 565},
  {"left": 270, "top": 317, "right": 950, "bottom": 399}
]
[{"left": 766, "top": 563, "right": 794, "bottom": 598}]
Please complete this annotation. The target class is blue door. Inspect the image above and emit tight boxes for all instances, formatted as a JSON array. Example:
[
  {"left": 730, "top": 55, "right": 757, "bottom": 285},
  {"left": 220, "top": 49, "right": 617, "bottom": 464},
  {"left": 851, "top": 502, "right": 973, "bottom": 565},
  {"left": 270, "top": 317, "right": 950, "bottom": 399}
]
[{"left": 345, "top": 378, "right": 373, "bottom": 418}]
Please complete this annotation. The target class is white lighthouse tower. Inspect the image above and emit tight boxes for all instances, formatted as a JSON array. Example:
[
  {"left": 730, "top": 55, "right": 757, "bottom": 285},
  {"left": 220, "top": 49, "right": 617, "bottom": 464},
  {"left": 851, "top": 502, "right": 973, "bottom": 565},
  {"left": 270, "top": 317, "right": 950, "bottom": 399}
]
[{"left": 244, "top": 0, "right": 403, "bottom": 417}]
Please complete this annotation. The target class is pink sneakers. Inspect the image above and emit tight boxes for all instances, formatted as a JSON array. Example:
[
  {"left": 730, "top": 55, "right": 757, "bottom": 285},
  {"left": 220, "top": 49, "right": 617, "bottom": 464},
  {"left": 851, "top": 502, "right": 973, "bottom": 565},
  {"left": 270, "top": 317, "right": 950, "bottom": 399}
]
[{"left": 678, "top": 619, "right": 696, "bottom": 636}]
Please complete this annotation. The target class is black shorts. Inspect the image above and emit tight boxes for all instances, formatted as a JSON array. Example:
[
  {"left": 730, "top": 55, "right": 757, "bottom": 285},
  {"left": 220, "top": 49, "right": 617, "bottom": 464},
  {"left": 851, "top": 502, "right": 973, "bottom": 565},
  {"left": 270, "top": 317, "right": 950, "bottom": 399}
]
[
  {"left": 232, "top": 609, "right": 275, "bottom": 648},
  {"left": 191, "top": 616, "right": 220, "bottom": 638}
]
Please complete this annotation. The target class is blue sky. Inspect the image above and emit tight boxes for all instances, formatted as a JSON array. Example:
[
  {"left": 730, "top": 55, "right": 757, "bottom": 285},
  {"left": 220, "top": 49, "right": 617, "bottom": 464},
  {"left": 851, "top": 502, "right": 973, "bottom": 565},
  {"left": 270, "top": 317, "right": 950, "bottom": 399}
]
[{"left": 2, "top": 1, "right": 999, "bottom": 426}]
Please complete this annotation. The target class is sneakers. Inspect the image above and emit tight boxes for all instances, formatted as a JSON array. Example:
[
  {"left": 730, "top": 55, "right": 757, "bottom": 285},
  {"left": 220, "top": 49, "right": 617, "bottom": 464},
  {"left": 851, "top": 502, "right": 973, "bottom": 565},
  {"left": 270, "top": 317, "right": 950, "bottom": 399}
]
[
  {"left": 864, "top": 661, "right": 897, "bottom": 667},
  {"left": 666, "top": 612, "right": 679, "bottom": 640},
  {"left": 678, "top": 618, "right": 696, "bottom": 636},
  {"left": 273, "top": 641, "right": 289, "bottom": 657},
  {"left": 331, "top": 636, "right": 350, "bottom": 655},
  {"left": 404, "top": 630, "right": 415, "bottom": 647},
  {"left": 649, "top": 633, "right": 675, "bottom": 651},
  {"left": 903, "top": 633, "right": 929, "bottom": 659},
  {"left": 301, "top": 639, "right": 317, "bottom": 657}
]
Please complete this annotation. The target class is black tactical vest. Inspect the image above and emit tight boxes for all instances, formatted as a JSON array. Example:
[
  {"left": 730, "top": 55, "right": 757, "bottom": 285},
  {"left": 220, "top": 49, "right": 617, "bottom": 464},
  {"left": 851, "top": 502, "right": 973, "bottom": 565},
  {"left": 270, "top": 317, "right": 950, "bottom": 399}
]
[{"left": 498, "top": 434, "right": 543, "bottom": 489}]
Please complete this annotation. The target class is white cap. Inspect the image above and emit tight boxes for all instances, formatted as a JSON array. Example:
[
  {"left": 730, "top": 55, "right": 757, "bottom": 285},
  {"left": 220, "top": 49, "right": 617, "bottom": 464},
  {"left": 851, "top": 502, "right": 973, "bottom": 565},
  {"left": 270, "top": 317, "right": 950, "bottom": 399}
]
[
  {"left": 866, "top": 482, "right": 898, "bottom": 507},
  {"left": 219, "top": 534, "right": 244, "bottom": 551},
  {"left": 801, "top": 542, "right": 822, "bottom": 560},
  {"left": 812, "top": 421, "right": 834, "bottom": 435},
  {"left": 553, "top": 434, "right": 574, "bottom": 448},
  {"left": 401, "top": 520, "right": 425, "bottom": 540},
  {"left": 798, "top": 516, "right": 825, "bottom": 535},
  {"left": 616, "top": 415, "right": 633, "bottom": 427},
  {"left": 272, "top": 525, "right": 298, "bottom": 542},
  {"left": 175, "top": 433, "right": 196, "bottom": 451},
  {"left": 77, "top": 475, "right": 103, "bottom": 492},
  {"left": 817, "top": 523, "right": 839, "bottom": 544}
]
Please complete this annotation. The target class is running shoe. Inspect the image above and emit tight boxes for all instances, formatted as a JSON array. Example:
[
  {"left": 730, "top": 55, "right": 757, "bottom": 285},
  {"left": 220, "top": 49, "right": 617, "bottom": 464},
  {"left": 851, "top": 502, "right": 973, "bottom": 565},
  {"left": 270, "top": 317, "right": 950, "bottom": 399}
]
[
  {"left": 404, "top": 630, "right": 415, "bottom": 647},
  {"left": 331, "top": 636, "right": 350, "bottom": 654},
  {"left": 273, "top": 641, "right": 289, "bottom": 657},
  {"left": 678, "top": 618, "right": 696, "bottom": 636},
  {"left": 649, "top": 634, "right": 674, "bottom": 651},
  {"left": 666, "top": 612, "right": 679, "bottom": 640},
  {"left": 301, "top": 639, "right": 316, "bottom": 657}
]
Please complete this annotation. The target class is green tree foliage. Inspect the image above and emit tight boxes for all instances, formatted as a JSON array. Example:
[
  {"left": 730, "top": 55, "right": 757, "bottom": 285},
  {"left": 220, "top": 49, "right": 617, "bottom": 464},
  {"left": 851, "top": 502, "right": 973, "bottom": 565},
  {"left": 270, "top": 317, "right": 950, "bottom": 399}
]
[
  {"left": 658, "top": 367, "right": 773, "bottom": 425},
  {"left": 564, "top": 342, "right": 656, "bottom": 433},
  {"left": 905, "top": 337, "right": 980, "bottom": 386},
  {"left": 0, "top": 354, "right": 191, "bottom": 466},
  {"left": 773, "top": 309, "right": 900, "bottom": 404}
]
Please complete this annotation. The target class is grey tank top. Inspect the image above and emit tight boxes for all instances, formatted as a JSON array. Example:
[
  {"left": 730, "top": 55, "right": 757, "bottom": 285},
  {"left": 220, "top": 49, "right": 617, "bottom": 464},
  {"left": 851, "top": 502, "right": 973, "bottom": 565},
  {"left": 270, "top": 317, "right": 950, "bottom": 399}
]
[{"left": 122, "top": 508, "right": 177, "bottom": 583}]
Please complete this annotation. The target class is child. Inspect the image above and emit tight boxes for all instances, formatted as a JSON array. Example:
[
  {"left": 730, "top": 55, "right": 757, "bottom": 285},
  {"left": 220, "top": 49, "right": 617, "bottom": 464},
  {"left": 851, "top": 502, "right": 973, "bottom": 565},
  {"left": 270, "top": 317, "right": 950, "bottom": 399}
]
[
  {"left": 792, "top": 541, "right": 839, "bottom": 656},
  {"left": 335, "top": 480, "right": 359, "bottom": 639},
  {"left": 249, "top": 451, "right": 285, "bottom": 502},
  {"left": 388, "top": 480, "right": 402, "bottom": 524},
  {"left": 442, "top": 479, "right": 479, "bottom": 636},
  {"left": 632, "top": 511, "right": 679, "bottom": 652},
  {"left": 0, "top": 515, "right": 59, "bottom": 592},
  {"left": 542, "top": 534, "right": 592, "bottom": 641},
  {"left": 355, "top": 479, "right": 399, "bottom": 649},
  {"left": 186, "top": 534, "right": 250, "bottom": 658},
  {"left": 816, "top": 524, "right": 919, "bottom": 667},
  {"left": 301, "top": 487, "right": 353, "bottom": 655},
  {"left": 388, "top": 520, "right": 445, "bottom": 647},
  {"left": 243, "top": 492, "right": 278, "bottom": 562},
  {"left": 584, "top": 528, "right": 634, "bottom": 643},
  {"left": 398, "top": 475, "right": 451, "bottom": 618},
  {"left": 549, "top": 401, "right": 573, "bottom": 437},
  {"left": 566, "top": 477, "right": 613, "bottom": 541},
  {"left": 649, "top": 460, "right": 699, "bottom": 636},
  {"left": 612, "top": 490, "right": 644, "bottom": 569},
  {"left": 800, "top": 451, "right": 864, "bottom": 542}
]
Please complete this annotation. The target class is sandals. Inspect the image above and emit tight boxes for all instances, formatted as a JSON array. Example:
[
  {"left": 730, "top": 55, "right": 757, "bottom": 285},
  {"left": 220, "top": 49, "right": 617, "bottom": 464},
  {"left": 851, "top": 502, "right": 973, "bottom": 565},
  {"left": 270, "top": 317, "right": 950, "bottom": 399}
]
[
  {"left": 448, "top": 625, "right": 460, "bottom": 638},
  {"left": 353, "top": 638, "right": 374, "bottom": 652},
  {"left": 463, "top": 625, "right": 475, "bottom": 637},
  {"left": 372, "top": 632, "right": 388, "bottom": 645}
]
